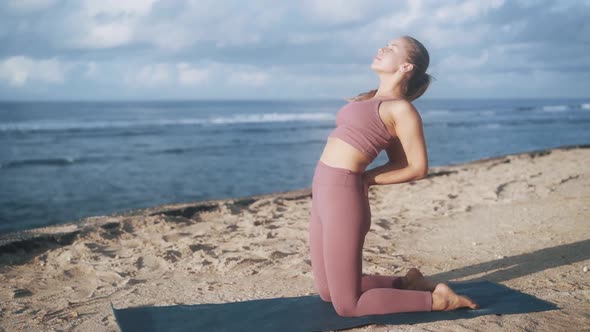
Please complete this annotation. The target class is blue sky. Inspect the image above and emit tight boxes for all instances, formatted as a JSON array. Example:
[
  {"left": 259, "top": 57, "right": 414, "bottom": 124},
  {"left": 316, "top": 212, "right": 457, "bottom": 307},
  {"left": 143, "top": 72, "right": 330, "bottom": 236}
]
[{"left": 0, "top": 0, "right": 589, "bottom": 100}]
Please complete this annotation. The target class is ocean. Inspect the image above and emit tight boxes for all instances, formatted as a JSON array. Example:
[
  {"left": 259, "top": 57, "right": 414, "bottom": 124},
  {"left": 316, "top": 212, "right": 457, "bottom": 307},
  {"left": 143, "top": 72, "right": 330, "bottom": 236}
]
[{"left": 1, "top": 98, "right": 589, "bottom": 234}]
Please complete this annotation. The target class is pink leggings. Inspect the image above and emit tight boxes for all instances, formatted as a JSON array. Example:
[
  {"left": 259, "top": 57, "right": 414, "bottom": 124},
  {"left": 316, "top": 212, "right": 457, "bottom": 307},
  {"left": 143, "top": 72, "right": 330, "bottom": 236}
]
[{"left": 308, "top": 160, "right": 432, "bottom": 317}]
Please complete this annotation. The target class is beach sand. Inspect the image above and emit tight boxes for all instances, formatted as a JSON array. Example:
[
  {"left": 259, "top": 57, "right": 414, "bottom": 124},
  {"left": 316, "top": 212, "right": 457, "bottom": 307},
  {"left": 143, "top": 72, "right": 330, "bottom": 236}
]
[{"left": 1, "top": 145, "right": 589, "bottom": 331}]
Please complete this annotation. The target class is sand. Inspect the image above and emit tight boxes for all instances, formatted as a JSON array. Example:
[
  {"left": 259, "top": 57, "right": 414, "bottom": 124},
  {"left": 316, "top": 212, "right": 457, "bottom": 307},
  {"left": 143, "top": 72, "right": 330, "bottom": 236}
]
[{"left": 0, "top": 144, "right": 589, "bottom": 332}]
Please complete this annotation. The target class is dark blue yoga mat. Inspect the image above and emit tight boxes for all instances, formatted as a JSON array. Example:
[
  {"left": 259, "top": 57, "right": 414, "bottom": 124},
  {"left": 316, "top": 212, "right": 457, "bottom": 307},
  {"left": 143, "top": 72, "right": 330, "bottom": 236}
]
[{"left": 111, "top": 280, "right": 558, "bottom": 332}]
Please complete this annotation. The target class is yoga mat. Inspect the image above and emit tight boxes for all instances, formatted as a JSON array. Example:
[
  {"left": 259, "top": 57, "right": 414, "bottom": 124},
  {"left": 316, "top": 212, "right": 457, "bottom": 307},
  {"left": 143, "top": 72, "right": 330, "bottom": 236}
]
[{"left": 111, "top": 280, "right": 558, "bottom": 332}]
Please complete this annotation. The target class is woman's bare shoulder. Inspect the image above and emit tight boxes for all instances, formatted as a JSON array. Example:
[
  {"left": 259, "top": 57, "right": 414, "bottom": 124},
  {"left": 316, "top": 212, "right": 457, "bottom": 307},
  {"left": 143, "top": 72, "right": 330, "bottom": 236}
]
[{"left": 383, "top": 99, "right": 421, "bottom": 126}]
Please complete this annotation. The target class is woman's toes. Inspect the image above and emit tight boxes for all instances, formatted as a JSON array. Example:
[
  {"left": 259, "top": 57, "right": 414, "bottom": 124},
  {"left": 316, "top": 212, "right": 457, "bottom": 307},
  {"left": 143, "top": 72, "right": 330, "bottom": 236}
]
[
  {"left": 433, "top": 283, "right": 480, "bottom": 311},
  {"left": 464, "top": 296, "right": 479, "bottom": 309}
]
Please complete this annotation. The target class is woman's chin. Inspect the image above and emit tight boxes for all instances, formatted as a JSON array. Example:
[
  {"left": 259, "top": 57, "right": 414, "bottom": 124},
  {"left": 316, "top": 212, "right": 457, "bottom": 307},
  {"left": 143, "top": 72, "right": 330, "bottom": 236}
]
[{"left": 370, "top": 64, "right": 384, "bottom": 72}]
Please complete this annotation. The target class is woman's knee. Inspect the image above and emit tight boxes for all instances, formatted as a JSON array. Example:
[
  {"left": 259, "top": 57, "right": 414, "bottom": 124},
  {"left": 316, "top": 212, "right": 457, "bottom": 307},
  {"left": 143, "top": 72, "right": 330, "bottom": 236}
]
[
  {"left": 314, "top": 282, "right": 331, "bottom": 302},
  {"left": 332, "top": 301, "right": 358, "bottom": 317}
]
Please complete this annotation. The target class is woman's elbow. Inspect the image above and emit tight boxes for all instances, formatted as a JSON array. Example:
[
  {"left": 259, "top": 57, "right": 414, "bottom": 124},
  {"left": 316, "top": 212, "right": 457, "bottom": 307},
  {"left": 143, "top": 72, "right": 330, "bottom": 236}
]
[{"left": 414, "top": 166, "right": 428, "bottom": 180}]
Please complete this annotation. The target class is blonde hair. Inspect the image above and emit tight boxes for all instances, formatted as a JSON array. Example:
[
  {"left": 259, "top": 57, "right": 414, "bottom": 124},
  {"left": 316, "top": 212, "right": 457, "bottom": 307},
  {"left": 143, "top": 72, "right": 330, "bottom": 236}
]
[{"left": 346, "top": 35, "right": 435, "bottom": 102}]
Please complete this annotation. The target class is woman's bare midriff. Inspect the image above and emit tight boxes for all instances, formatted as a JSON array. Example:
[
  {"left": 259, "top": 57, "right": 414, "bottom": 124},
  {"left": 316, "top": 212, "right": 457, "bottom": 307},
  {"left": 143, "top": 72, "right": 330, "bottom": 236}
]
[
  {"left": 319, "top": 137, "right": 373, "bottom": 173},
  {"left": 319, "top": 99, "right": 400, "bottom": 173}
]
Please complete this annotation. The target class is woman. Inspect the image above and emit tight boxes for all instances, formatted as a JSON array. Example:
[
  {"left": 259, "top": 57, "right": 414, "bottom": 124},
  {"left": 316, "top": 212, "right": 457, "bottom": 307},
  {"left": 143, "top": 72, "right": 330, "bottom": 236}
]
[{"left": 308, "top": 35, "right": 479, "bottom": 317}]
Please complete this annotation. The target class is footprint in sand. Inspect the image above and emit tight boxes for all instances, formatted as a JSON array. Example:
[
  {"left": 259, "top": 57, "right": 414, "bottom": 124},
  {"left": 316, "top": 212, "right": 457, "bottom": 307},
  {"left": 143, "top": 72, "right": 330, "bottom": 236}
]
[
  {"left": 133, "top": 255, "right": 161, "bottom": 272},
  {"left": 189, "top": 243, "right": 217, "bottom": 258},
  {"left": 163, "top": 250, "right": 182, "bottom": 263},
  {"left": 270, "top": 251, "right": 297, "bottom": 260},
  {"left": 161, "top": 232, "right": 192, "bottom": 242}
]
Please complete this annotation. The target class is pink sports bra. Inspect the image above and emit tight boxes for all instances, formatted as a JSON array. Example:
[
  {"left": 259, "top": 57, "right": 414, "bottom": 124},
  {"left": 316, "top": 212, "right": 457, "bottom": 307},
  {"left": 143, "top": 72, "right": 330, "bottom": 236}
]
[{"left": 327, "top": 97, "right": 399, "bottom": 162}]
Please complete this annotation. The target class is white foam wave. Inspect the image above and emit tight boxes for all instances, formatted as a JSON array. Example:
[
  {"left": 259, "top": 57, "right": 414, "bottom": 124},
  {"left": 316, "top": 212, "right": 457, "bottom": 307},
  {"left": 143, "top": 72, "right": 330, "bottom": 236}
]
[
  {"left": 0, "top": 119, "right": 206, "bottom": 132},
  {"left": 423, "top": 109, "right": 452, "bottom": 117},
  {"left": 542, "top": 105, "right": 568, "bottom": 112},
  {"left": 581, "top": 103, "right": 590, "bottom": 110},
  {"left": 0, "top": 112, "right": 335, "bottom": 132},
  {"left": 208, "top": 112, "right": 334, "bottom": 124},
  {"left": 479, "top": 110, "right": 496, "bottom": 116}
]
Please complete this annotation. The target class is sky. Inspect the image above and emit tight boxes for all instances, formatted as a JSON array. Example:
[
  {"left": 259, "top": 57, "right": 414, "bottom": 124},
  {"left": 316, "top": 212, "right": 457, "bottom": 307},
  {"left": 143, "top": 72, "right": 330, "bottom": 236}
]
[{"left": 0, "top": 0, "right": 589, "bottom": 100}]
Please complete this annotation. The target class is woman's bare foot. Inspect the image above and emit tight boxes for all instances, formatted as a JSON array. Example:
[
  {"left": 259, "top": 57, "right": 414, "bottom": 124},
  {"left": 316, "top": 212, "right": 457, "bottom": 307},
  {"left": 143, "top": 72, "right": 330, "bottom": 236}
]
[
  {"left": 431, "top": 283, "right": 479, "bottom": 311},
  {"left": 401, "top": 268, "right": 437, "bottom": 292}
]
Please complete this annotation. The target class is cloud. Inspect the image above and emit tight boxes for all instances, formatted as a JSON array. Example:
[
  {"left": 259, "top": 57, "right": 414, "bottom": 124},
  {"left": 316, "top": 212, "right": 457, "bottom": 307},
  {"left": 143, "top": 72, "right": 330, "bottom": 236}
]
[
  {"left": 124, "top": 63, "right": 172, "bottom": 86},
  {"left": 437, "top": 50, "right": 490, "bottom": 71},
  {"left": 123, "top": 62, "right": 211, "bottom": 86},
  {"left": 176, "top": 63, "right": 209, "bottom": 84},
  {"left": 60, "top": 0, "right": 157, "bottom": 49},
  {"left": 0, "top": 0, "right": 588, "bottom": 99},
  {"left": 55, "top": 0, "right": 284, "bottom": 51},
  {"left": 84, "top": 62, "right": 98, "bottom": 78},
  {"left": 0, "top": 56, "right": 68, "bottom": 86},
  {"left": 300, "top": 0, "right": 372, "bottom": 24},
  {"left": 434, "top": 0, "right": 506, "bottom": 24},
  {"left": 227, "top": 69, "right": 270, "bottom": 87},
  {"left": 3, "top": 0, "right": 58, "bottom": 12},
  {"left": 68, "top": 21, "right": 135, "bottom": 49},
  {"left": 80, "top": 0, "right": 156, "bottom": 16}
]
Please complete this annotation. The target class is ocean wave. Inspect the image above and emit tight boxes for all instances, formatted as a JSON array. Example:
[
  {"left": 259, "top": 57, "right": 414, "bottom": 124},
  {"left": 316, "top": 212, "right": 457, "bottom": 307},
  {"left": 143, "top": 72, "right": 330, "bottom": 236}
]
[
  {"left": 545, "top": 102, "right": 590, "bottom": 111},
  {"left": 437, "top": 117, "right": 590, "bottom": 128},
  {"left": 0, "top": 112, "right": 335, "bottom": 133},
  {"left": 422, "top": 109, "right": 452, "bottom": 117},
  {"left": 0, "top": 155, "right": 134, "bottom": 169},
  {"left": 479, "top": 110, "right": 496, "bottom": 116},
  {"left": 515, "top": 106, "right": 536, "bottom": 111},
  {"left": 422, "top": 109, "right": 498, "bottom": 117},
  {"left": 151, "top": 138, "right": 327, "bottom": 156},
  {"left": 208, "top": 112, "right": 333, "bottom": 124},
  {"left": 542, "top": 105, "right": 569, "bottom": 112},
  {"left": 0, "top": 119, "right": 205, "bottom": 133},
  {"left": 514, "top": 102, "right": 590, "bottom": 113},
  {"left": 1, "top": 157, "right": 78, "bottom": 169}
]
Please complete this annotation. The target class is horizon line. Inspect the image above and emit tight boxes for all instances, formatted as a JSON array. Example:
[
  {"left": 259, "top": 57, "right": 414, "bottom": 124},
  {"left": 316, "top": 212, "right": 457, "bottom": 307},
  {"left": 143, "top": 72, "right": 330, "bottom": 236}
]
[{"left": 0, "top": 96, "right": 589, "bottom": 103}]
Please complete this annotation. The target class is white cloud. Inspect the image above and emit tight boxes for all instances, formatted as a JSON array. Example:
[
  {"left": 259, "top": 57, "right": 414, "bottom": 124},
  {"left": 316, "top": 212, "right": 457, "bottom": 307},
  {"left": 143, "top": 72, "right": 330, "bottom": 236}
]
[
  {"left": 300, "top": 0, "right": 368, "bottom": 24},
  {"left": 227, "top": 68, "right": 270, "bottom": 86},
  {"left": 0, "top": 56, "right": 68, "bottom": 86},
  {"left": 4, "top": 0, "right": 58, "bottom": 12},
  {"left": 0, "top": 0, "right": 587, "bottom": 98},
  {"left": 176, "top": 63, "right": 209, "bottom": 84},
  {"left": 434, "top": 0, "right": 506, "bottom": 24},
  {"left": 296, "top": 0, "right": 429, "bottom": 53},
  {"left": 74, "top": 22, "right": 135, "bottom": 49},
  {"left": 215, "top": 33, "right": 262, "bottom": 48},
  {"left": 85, "top": 62, "right": 98, "bottom": 78},
  {"left": 80, "top": 0, "right": 157, "bottom": 16},
  {"left": 438, "top": 50, "right": 490, "bottom": 71},
  {"left": 60, "top": 0, "right": 274, "bottom": 51},
  {"left": 125, "top": 63, "right": 172, "bottom": 86},
  {"left": 422, "top": 24, "right": 492, "bottom": 49},
  {"left": 143, "top": 22, "right": 195, "bottom": 51},
  {"left": 62, "top": 0, "right": 157, "bottom": 49},
  {"left": 286, "top": 32, "right": 327, "bottom": 45},
  {"left": 380, "top": 0, "right": 424, "bottom": 30},
  {"left": 121, "top": 62, "right": 269, "bottom": 88}
]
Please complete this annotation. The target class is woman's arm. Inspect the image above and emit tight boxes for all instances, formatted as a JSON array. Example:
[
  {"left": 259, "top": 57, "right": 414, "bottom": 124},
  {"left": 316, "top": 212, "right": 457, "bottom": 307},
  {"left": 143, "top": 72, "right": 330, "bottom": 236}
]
[
  {"left": 363, "top": 163, "right": 424, "bottom": 187},
  {"left": 385, "top": 136, "right": 409, "bottom": 170},
  {"left": 363, "top": 101, "right": 428, "bottom": 186}
]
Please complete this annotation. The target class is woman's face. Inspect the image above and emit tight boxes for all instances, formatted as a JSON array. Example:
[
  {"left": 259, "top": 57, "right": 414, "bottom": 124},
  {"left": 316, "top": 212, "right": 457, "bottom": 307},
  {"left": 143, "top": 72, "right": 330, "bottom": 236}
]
[{"left": 371, "top": 38, "right": 410, "bottom": 74}]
